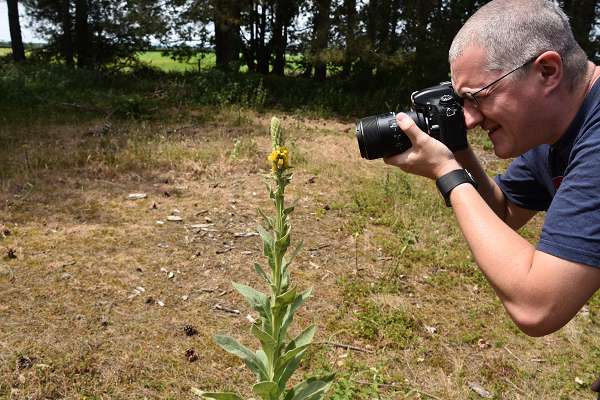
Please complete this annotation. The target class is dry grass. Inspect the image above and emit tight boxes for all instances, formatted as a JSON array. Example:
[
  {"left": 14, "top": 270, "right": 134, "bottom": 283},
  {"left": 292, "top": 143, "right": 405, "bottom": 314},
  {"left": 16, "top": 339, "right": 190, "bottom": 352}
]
[{"left": 0, "top": 106, "right": 599, "bottom": 399}]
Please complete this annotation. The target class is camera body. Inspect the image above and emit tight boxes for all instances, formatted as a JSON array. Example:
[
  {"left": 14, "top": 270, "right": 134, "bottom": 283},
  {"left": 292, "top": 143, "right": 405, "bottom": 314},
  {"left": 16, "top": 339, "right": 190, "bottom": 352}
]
[{"left": 356, "top": 82, "right": 467, "bottom": 160}]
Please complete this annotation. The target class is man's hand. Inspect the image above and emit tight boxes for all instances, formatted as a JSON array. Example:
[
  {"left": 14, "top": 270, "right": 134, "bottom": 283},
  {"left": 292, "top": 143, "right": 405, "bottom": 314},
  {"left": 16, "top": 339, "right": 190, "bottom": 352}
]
[{"left": 383, "top": 113, "right": 461, "bottom": 179}]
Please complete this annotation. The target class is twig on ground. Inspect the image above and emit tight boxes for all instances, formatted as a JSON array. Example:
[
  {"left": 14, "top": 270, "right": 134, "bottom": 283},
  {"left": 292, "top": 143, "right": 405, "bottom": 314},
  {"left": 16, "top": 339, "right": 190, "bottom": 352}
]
[
  {"left": 213, "top": 304, "right": 240, "bottom": 315},
  {"left": 317, "top": 341, "right": 373, "bottom": 354},
  {"left": 504, "top": 345, "right": 523, "bottom": 363},
  {"left": 503, "top": 377, "right": 526, "bottom": 395}
]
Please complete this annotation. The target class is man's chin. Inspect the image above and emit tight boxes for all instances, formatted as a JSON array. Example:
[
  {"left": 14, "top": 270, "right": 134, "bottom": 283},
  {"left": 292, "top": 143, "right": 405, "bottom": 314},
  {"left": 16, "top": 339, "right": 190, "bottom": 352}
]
[{"left": 492, "top": 144, "right": 514, "bottom": 159}]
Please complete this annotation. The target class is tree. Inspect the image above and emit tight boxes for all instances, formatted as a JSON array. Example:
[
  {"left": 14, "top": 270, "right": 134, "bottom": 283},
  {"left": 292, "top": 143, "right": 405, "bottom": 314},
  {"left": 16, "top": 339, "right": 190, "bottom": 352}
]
[
  {"left": 214, "top": 0, "right": 242, "bottom": 70},
  {"left": 307, "top": 0, "right": 332, "bottom": 80},
  {"left": 6, "top": 0, "right": 26, "bottom": 62},
  {"left": 24, "top": 0, "right": 169, "bottom": 67}
]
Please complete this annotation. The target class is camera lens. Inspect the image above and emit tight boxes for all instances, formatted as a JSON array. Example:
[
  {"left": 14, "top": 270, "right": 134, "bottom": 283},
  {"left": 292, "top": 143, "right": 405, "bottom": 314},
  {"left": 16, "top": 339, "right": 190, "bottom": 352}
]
[{"left": 355, "top": 112, "right": 414, "bottom": 160}]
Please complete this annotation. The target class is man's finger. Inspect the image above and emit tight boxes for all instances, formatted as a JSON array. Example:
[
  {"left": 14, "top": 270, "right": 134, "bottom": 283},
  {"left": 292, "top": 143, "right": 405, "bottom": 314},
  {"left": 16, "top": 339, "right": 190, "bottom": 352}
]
[{"left": 396, "top": 112, "right": 425, "bottom": 142}]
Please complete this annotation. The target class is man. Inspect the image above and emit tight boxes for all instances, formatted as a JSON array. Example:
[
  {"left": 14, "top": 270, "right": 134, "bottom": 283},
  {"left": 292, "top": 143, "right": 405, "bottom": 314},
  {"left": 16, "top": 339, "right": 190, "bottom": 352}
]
[{"left": 384, "top": 0, "right": 600, "bottom": 338}]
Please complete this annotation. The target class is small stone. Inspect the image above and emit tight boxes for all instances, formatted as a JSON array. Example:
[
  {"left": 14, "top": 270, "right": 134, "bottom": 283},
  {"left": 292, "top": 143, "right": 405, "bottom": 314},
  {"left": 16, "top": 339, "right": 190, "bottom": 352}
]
[
  {"left": 167, "top": 215, "right": 183, "bottom": 222},
  {"left": 127, "top": 193, "right": 147, "bottom": 200}
]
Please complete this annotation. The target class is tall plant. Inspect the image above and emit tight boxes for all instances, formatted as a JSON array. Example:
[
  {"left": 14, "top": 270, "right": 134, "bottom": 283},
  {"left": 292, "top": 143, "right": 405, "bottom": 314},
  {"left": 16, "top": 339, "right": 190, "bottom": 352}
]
[{"left": 195, "top": 118, "right": 334, "bottom": 400}]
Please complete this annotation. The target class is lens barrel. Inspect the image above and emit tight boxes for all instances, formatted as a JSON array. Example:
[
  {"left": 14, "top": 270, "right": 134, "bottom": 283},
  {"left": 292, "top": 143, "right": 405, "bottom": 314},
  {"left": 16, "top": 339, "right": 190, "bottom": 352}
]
[{"left": 355, "top": 112, "right": 418, "bottom": 160}]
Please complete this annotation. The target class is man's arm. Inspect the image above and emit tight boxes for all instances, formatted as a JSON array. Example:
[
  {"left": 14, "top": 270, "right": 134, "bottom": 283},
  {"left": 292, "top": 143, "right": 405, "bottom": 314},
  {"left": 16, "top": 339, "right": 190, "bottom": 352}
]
[
  {"left": 453, "top": 146, "right": 537, "bottom": 230},
  {"left": 449, "top": 181, "right": 600, "bottom": 336},
  {"left": 385, "top": 113, "right": 600, "bottom": 336}
]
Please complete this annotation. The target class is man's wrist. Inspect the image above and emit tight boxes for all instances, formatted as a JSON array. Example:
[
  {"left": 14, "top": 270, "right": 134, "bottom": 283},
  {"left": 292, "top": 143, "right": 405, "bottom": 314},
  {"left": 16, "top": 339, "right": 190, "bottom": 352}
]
[
  {"left": 436, "top": 168, "right": 478, "bottom": 207},
  {"left": 434, "top": 160, "right": 462, "bottom": 179}
]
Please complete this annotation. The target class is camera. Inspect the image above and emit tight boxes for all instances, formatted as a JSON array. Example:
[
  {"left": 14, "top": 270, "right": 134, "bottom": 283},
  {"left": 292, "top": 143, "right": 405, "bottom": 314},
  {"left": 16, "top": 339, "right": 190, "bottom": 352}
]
[{"left": 355, "top": 82, "right": 468, "bottom": 160}]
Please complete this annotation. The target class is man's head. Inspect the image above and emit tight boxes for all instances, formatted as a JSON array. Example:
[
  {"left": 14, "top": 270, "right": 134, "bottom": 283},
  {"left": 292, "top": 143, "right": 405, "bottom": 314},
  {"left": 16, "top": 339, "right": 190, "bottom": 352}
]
[{"left": 449, "top": 0, "right": 589, "bottom": 158}]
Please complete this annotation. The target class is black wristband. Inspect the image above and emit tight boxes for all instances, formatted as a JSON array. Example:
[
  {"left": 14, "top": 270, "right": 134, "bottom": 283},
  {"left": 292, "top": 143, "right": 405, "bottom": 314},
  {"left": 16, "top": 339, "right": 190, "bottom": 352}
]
[{"left": 435, "top": 169, "right": 477, "bottom": 207}]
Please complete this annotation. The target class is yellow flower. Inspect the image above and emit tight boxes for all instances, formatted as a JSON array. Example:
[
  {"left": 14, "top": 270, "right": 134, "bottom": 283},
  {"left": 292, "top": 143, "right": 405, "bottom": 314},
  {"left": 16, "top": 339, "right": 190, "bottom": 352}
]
[{"left": 268, "top": 146, "right": 290, "bottom": 172}]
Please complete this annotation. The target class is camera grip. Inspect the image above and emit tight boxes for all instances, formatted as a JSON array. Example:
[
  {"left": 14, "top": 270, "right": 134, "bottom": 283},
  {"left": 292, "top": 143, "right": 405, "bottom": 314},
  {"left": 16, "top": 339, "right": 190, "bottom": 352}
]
[{"left": 440, "top": 109, "right": 468, "bottom": 152}]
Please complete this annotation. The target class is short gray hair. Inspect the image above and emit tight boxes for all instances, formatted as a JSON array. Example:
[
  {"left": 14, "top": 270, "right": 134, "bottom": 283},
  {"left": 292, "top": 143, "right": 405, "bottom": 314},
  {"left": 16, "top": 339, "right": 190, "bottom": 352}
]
[{"left": 449, "top": 0, "right": 588, "bottom": 90}]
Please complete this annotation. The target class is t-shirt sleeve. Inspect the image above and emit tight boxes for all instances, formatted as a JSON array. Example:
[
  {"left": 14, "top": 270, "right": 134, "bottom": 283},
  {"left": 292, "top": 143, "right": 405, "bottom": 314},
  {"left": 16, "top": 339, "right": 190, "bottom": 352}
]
[
  {"left": 538, "top": 133, "right": 600, "bottom": 268},
  {"left": 494, "top": 149, "right": 553, "bottom": 211}
]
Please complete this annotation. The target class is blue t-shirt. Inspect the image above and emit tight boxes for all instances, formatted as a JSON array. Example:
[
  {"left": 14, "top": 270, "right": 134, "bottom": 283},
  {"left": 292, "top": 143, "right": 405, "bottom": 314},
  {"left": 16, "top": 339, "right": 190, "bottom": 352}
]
[{"left": 495, "top": 79, "right": 600, "bottom": 268}]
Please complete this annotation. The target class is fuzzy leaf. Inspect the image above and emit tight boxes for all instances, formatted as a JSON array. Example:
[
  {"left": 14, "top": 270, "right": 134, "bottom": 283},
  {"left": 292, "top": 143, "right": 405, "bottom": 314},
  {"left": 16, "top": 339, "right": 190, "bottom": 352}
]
[
  {"left": 282, "top": 374, "right": 336, "bottom": 400},
  {"left": 254, "top": 263, "right": 272, "bottom": 284},
  {"left": 232, "top": 282, "right": 269, "bottom": 317},
  {"left": 276, "top": 288, "right": 297, "bottom": 307},
  {"left": 281, "top": 289, "right": 312, "bottom": 336},
  {"left": 285, "top": 325, "right": 316, "bottom": 352},
  {"left": 276, "top": 349, "right": 307, "bottom": 391},
  {"left": 257, "top": 225, "right": 274, "bottom": 247},
  {"left": 213, "top": 335, "right": 268, "bottom": 381},
  {"left": 258, "top": 208, "right": 274, "bottom": 230},
  {"left": 283, "top": 240, "right": 304, "bottom": 270},
  {"left": 253, "top": 381, "right": 280, "bottom": 400},
  {"left": 251, "top": 325, "right": 276, "bottom": 361},
  {"left": 278, "top": 344, "right": 310, "bottom": 371}
]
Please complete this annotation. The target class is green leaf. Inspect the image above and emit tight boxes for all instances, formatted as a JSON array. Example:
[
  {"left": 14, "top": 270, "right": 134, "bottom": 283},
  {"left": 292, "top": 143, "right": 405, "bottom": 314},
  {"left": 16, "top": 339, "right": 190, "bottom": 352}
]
[
  {"left": 253, "top": 381, "right": 280, "bottom": 400},
  {"left": 232, "top": 282, "right": 269, "bottom": 318},
  {"left": 258, "top": 208, "right": 274, "bottom": 230},
  {"left": 282, "top": 374, "right": 336, "bottom": 400},
  {"left": 213, "top": 335, "right": 268, "bottom": 381},
  {"left": 281, "top": 289, "right": 312, "bottom": 336},
  {"left": 283, "top": 240, "right": 304, "bottom": 268},
  {"left": 276, "top": 287, "right": 297, "bottom": 308},
  {"left": 285, "top": 325, "right": 316, "bottom": 352},
  {"left": 278, "top": 344, "right": 309, "bottom": 370},
  {"left": 283, "top": 199, "right": 300, "bottom": 215},
  {"left": 254, "top": 263, "right": 272, "bottom": 284},
  {"left": 276, "top": 349, "right": 307, "bottom": 391},
  {"left": 257, "top": 225, "right": 273, "bottom": 242},
  {"left": 251, "top": 325, "right": 276, "bottom": 362}
]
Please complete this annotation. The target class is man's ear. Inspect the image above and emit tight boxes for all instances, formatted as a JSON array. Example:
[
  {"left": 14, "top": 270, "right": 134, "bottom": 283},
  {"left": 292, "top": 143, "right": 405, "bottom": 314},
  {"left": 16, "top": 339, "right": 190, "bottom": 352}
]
[{"left": 534, "top": 51, "right": 563, "bottom": 95}]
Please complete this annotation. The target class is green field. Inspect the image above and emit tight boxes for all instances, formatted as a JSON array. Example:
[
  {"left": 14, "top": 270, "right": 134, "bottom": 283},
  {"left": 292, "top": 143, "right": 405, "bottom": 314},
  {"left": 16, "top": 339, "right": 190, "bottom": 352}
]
[
  {"left": 0, "top": 47, "right": 11, "bottom": 56},
  {"left": 137, "top": 50, "right": 216, "bottom": 72}
]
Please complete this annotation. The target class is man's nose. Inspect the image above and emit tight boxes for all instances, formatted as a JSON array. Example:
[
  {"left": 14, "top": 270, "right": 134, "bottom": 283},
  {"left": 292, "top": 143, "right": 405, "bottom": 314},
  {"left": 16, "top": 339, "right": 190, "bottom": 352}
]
[{"left": 463, "top": 103, "right": 484, "bottom": 129}]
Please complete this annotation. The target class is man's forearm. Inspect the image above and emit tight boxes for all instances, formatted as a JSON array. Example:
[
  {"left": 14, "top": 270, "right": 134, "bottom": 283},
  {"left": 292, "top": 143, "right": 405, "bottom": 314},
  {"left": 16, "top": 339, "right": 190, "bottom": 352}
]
[{"left": 453, "top": 147, "right": 508, "bottom": 220}]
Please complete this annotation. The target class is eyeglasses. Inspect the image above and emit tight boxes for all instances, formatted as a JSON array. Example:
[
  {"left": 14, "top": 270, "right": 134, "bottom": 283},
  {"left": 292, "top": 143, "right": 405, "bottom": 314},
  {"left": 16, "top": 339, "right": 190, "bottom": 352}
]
[{"left": 456, "top": 55, "right": 538, "bottom": 108}]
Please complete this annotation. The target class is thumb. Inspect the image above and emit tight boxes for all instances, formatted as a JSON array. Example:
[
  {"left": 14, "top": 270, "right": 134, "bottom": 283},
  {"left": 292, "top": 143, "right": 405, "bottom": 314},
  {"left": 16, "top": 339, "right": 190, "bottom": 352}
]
[{"left": 396, "top": 112, "right": 425, "bottom": 143}]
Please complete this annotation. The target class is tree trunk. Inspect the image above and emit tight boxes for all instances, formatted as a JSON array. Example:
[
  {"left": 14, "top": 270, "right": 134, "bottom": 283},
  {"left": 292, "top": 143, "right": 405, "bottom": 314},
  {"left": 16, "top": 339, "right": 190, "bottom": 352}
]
[
  {"left": 312, "top": 0, "right": 331, "bottom": 81},
  {"left": 61, "top": 0, "right": 74, "bottom": 66},
  {"left": 74, "top": 0, "right": 91, "bottom": 68},
  {"left": 341, "top": 0, "right": 357, "bottom": 76},
  {"left": 271, "top": 0, "right": 296, "bottom": 76},
  {"left": 6, "top": 0, "right": 26, "bottom": 62},
  {"left": 271, "top": 10, "right": 286, "bottom": 75},
  {"left": 214, "top": 0, "right": 241, "bottom": 71},
  {"left": 256, "top": 2, "right": 270, "bottom": 74}
]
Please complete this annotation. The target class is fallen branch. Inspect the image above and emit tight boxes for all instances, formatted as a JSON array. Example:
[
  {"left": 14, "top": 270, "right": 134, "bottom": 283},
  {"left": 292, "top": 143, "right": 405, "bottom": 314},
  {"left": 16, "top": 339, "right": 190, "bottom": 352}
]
[
  {"left": 317, "top": 341, "right": 373, "bottom": 354},
  {"left": 213, "top": 303, "right": 240, "bottom": 315}
]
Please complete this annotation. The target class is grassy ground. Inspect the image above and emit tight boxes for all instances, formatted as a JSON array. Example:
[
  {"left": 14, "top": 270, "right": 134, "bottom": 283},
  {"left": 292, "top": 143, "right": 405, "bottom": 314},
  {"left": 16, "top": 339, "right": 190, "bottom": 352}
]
[
  {"left": 0, "top": 48, "right": 11, "bottom": 57},
  {"left": 0, "top": 64, "right": 599, "bottom": 400}
]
